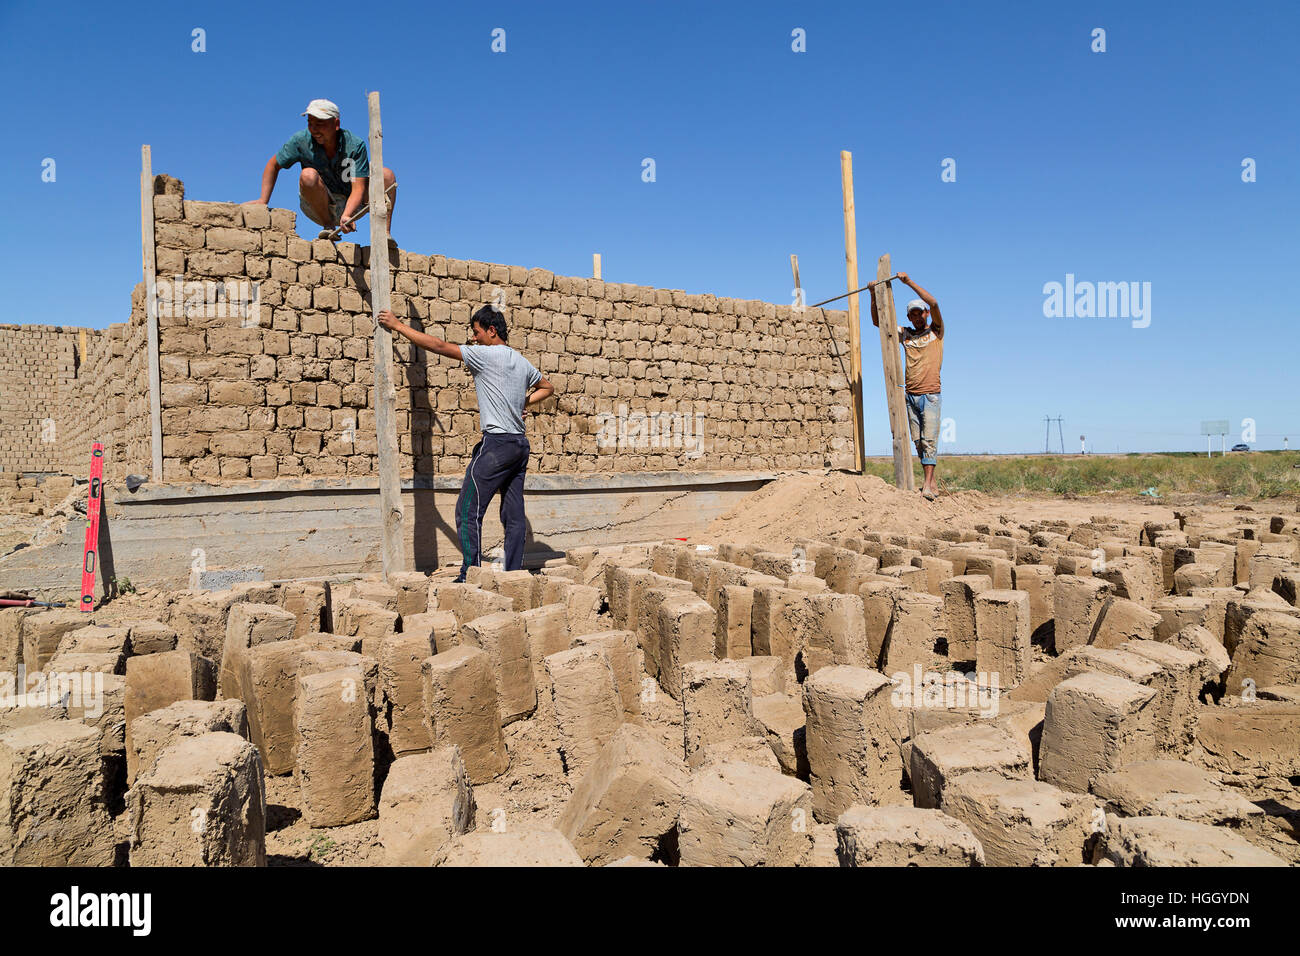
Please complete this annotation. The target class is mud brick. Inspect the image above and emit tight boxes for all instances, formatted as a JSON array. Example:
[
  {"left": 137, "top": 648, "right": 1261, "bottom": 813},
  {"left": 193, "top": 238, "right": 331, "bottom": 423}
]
[
  {"left": 648, "top": 590, "right": 716, "bottom": 700},
  {"left": 909, "top": 556, "right": 955, "bottom": 595},
  {"left": 744, "top": 656, "right": 786, "bottom": 696},
  {"left": 431, "top": 828, "right": 583, "bottom": 866},
  {"left": 1011, "top": 564, "right": 1054, "bottom": 643},
  {"left": 1092, "top": 597, "right": 1161, "bottom": 649},
  {"left": 19, "top": 609, "right": 88, "bottom": 673},
  {"left": 127, "top": 699, "right": 248, "bottom": 785},
  {"left": 909, "top": 723, "right": 1032, "bottom": 810},
  {"left": 421, "top": 647, "right": 509, "bottom": 785},
  {"left": 386, "top": 571, "right": 432, "bottom": 618},
  {"left": 220, "top": 602, "right": 296, "bottom": 699},
  {"left": 1225, "top": 593, "right": 1299, "bottom": 658},
  {"left": 1092, "top": 759, "right": 1263, "bottom": 828},
  {"left": 1096, "top": 556, "right": 1160, "bottom": 608},
  {"left": 682, "top": 659, "right": 762, "bottom": 768},
  {"left": 521, "top": 605, "right": 570, "bottom": 685},
  {"left": 1153, "top": 596, "right": 1213, "bottom": 642},
  {"left": 379, "top": 747, "right": 475, "bottom": 865},
  {"left": 677, "top": 760, "right": 813, "bottom": 866},
  {"left": 859, "top": 580, "right": 906, "bottom": 668},
  {"left": 1191, "top": 700, "right": 1300, "bottom": 786},
  {"left": 882, "top": 590, "right": 943, "bottom": 676},
  {"left": 941, "top": 772, "right": 1097, "bottom": 867},
  {"left": 295, "top": 666, "right": 375, "bottom": 827},
  {"left": 545, "top": 645, "right": 624, "bottom": 777},
  {"left": 835, "top": 805, "right": 984, "bottom": 867},
  {"left": 752, "top": 692, "right": 807, "bottom": 778},
  {"left": 1103, "top": 815, "right": 1286, "bottom": 866},
  {"left": 378, "top": 631, "right": 437, "bottom": 756},
  {"left": 556, "top": 724, "right": 689, "bottom": 865},
  {"left": 125, "top": 650, "right": 217, "bottom": 778},
  {"left": 716, "top": 584, "right": 754, "bottom": 658},
  {"left": 964, "top": 554, "right": 1013, "bottom": 590},
  {"left": 459, "top": 611, "right": 535, "bottom": 726},
  {"left": 1040, "top": 672, "right": 1158, "bottom": 793},
  {"left": 1227, "top": 610, "right": 1300, "bottom": 689},
  {"left": 803, "top": 666, "right": 903, "bottom": 820},
  {"left": 0, "top": 721, "right": 115, "bottom": 865},
  {"left": 1052, "top": 575, "right": 1112, "bottom": 654},
  {"left": 570, "top": 630, "right": 642, "bottom": 719},
  {"left": 974, "top": 590, "right": 1031, "bottom": 687},
  {"left": 127, "top": 732, "right": 265, "bottom": 866}
]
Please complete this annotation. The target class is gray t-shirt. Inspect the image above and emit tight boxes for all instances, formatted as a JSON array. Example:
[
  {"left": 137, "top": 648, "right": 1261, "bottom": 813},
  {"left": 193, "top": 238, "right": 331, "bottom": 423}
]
[{"left": 460, "top": 344, "right": 542, "bottom": 435}]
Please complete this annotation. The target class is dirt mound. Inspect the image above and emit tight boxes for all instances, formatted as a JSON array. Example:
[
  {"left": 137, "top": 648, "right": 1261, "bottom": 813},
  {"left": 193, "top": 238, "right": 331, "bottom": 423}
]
[{"left": 705, "top": 471, "right": 990, "bottom": 549}]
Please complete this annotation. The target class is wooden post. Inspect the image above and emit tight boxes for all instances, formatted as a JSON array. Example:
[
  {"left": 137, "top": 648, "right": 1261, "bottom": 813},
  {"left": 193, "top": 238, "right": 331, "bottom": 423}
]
[
  {"left": 790, "top": 254, "right": 802, "bottom": 308},
  {"left": 592, "top": 253, "right": 601, "bottom": 280},
  {"left": 839, "top": 152, "right": 866, "bottom": 475},
  {"left": 367, "top": 91, "right": 406, "bottom": 576},
  {"left": 139, "top": 145, "right": 163, "bottom": 481},
  {"left": 874, "top": 254, "right": 916, "bottom": 490}
]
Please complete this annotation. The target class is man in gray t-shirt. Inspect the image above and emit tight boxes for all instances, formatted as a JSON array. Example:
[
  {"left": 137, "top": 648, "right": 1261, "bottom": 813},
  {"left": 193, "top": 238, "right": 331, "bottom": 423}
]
[{"left": 379, "top": 305, "right": 555, "bottom": 580}]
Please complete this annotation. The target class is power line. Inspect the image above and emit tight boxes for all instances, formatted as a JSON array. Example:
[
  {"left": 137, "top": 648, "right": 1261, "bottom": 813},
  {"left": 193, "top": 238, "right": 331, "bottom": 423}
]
[{"left": 1043, "top": 415, "right": 1065, "bottom": 454}]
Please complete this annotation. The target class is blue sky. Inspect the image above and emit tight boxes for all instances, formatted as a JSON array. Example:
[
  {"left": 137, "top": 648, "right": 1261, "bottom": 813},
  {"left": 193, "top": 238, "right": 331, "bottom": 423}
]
[{"left": 3, "top": 0, "right": 1296, "bottom": 454}]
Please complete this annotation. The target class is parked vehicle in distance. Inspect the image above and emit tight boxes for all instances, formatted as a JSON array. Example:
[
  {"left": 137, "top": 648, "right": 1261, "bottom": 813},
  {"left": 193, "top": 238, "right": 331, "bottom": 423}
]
[{"left": 1230, "top": 443, "right": 1250, "bottom": 452}]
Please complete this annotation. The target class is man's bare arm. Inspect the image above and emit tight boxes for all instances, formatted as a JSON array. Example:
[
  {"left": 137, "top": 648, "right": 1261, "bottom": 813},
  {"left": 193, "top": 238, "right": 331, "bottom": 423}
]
[
  {"left": 246, "top": 155, "right": 281, "bottom": 205},
  {"left": 377, "top": 310, "right": 463, "bottom": 361},
  {"left": 526, "top": 378, "right": 555, "bottom": 408},
  {"left": 898, "top": 272, "right": 943, "bottom": 336},
  {"left": 338, "top": 176, "right": 368, "bottom": 232}
]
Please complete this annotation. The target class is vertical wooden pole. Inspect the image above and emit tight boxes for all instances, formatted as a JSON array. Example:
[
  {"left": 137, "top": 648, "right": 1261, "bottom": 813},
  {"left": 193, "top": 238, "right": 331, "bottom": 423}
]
[
  {"left": 839, "top": 152, "right": 866, "bottom": 475},
  {"left": 367, "top": 91, "right": 406, "bottom": 576},
  {"left": 790, "top": 254, "right": 802, "bottom": 307},
  {"left": 592, "top": 253, "right": 601, "bottom": 280},
  {"left": 874, "top": 254, "right": 916, "bottom": 490},
  {"left": 139, "top": 146, "right": 163, "bottom": 481}
]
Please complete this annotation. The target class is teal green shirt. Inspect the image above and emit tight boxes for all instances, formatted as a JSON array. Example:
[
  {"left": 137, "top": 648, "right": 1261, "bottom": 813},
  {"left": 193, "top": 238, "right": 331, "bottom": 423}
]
[{"left": 276, "top": 128, "right": 370, "bottom": 197}]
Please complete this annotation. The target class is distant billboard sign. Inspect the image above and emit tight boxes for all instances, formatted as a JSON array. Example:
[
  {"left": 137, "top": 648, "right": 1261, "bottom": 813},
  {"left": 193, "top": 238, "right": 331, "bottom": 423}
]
[{"left": 1200, "top": 420, "right": 1229, "bottom": 435}]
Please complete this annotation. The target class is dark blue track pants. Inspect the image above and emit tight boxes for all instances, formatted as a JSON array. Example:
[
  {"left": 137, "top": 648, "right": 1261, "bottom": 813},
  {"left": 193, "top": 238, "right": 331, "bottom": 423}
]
[{"left": 455, "top": 432, "right": 529, "bottom": 580}]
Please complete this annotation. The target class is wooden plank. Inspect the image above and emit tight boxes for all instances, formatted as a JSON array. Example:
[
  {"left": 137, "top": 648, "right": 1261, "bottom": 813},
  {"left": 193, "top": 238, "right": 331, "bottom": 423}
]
[
  {"left": 366, "top": 91, "right": 406, "bottom": 576},
  {"left": 874, "top": 254, "right": 915, "bottom": 490},
  {"left": 139, "top": 145, "right": 163, "bottom": 480},
  {"left": 790, "top": 254, "right": 801, "bottom": 307},
  {"left": 839, "top": 151, "right": 866, "bottom": 475},
  {"left": 592, "top": 253, "right": 602, "bottom": 280}
]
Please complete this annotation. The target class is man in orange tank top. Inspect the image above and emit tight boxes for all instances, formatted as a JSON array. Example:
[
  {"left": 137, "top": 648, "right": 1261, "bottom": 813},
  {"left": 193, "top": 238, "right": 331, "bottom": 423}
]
[{"left": 869, "top": 271, "right": 945, "bottom": 500}]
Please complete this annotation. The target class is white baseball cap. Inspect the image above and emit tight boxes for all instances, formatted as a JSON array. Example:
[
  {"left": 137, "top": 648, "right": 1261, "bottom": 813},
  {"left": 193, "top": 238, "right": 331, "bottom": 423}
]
[
  {"left": 906, "top": 298, "right": 928, "bottom": 314},
  {"left": 301, "top": 99, "right": 340, "bottom": 120}
]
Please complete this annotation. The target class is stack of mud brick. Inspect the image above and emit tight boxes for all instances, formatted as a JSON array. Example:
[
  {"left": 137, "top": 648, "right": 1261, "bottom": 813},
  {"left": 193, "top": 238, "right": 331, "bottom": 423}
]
[
  {"left": 145, "top": 173, "right": 855, "bottom": 483},
  {"left": 3, "top": 500, "right": 1297, "bottom": 867}
]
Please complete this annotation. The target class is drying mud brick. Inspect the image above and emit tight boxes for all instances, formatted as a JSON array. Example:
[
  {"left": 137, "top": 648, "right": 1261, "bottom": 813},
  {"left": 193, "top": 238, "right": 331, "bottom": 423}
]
[
  {"left": 940, "top": 771, "right": 1097, "bottom": 867},
  {"left": 127, "top": 731, "right": 265, "bottom": 867},
  {"left": 1168, "top": 624, "right": 1230, "bottom": 681},
  {"left": 379, "top": 631, "right": 437, "bottom": 757},
  {"left": 909, "top": 723, "right": 1032, "bottom": 810},
  {"left": 1225, "top": 592, "right": 1298, "bottom": 658},
  {"left": 751, "top": 585, "right": 805, "bottom": 678},
  {"left": 1039, "top": 672, "right": 1158, "bottom": 793},
  {"left": 649, "top": 590, "right": 716, "bottom": 700},
  {"left": 682, "top": 659, "right": 762, "bottom": 768},
  {"left": 431, "top": 827, "right": 584, "bottom": 866},
  {"left": 124, "top": 650, "right": 217, "bottom": 774},
  {"left": 1095, "top": 557, "right": 1160, "bottom": 608},
  {"left": 859, "top": 580, "right": 906, "bottom": 667},
  {"left": 1153, "top": 596, "right": 1213, "bottom": 642},
  {"left": 387, "top": 572, "right": 433, "bottom": 618},
  {"left": 1190, "top": 700, "right": 1300, "bottom": 788},
  {"left": 334, "top": 599, "right": 400, "bottom": 660},
  {"left": 220, "top": 602, "right": 296, "bottom": 698},
  {"left": 295, "top": 667, "right": 376, "bottom": 827},
  {"left": 460, "top": 611, "right": 536, "bottom": 726},
  {"left": 964, "top": 554, "right": 1013, "bottom": 590},
  {"left": 1103, "top": 815, "right": 1287, "bottom": 867},
  {"left": 570, "top": 630, "right": 642, "bottom": 719},
  {"left": 802, "top": 666, "right": 902, "bottom": 820},
  {"left": 753, "top": 692, "right": 808, "bottom": 778},
  {"left": 973, "top": 590, "right": 1031, "bottom": 687},
  {"left": 1227, "top": 610, "right": 1300, "bottom": 690},
  {"left": 563, "top": 583, "right": 602, "bottom": 637},
  {"left": 403, "top": 611, "right": 458, "bottom": 654},
  {"left": 1091, "top": 759, "right": 1263, "bottom": 827},
  {"left": 1052, "top": 576, "right": 1112, "bottom": 654},
  {"left": 378, "top": 746, "right": 475, "bottom": 866},
  {"left": 280, "top": 582, "right": 326, "bottom": 636},
  {"left": 700, "top": 736, "right": 782, "bottom": 771},
  {"left": 545, "top": 644, "right": 624, "bottom": 777},
  {"left": 0, "top": 720, "right": 115, "bottom": 866},
  {"left": 521, "top": 605, "right": 570, "bottom": 682},
  {"left": 236, "top": 634, "right": 355, "bottom": 776},
  {"left": 1012, "top": 564, "right": 1055, "bottom": 641},
  {"left": 1091, "top": 598, "right": 1161, "bottom": 649},
  {"left": 19, "top": 610, "right": 89, "bottom": 673},
  {"left": 127, "top": 698, "right": 248, "bottom": 785},
  {"left": 716, "top": 584, "right": 754, "bottom": 659},
  {"left": 942, "top": 574, "right": 992, "bottom": 663},
  {"left": 835, "top": 805, "right": 984, "bottom": 867},
  {"left": 801, "top": 592, "right": 870, "bottom": 676},
  {"left": 556, "top": 724, "right": 689, "bottom": 865},
  {"left": 421, "top": 646, "right": 509, "bottom": 785},
  {"left": 677, "top": 760, "right": 814, "bottom": 866},
  {"left": 881, "top": 591, "right": 941, "bottom": 676},
  {"left": 744, "top": 656, "right": 786, "bottom": 696},
  {"left": 1123, "top": 639, "right": 1215, "bottom": 753}
]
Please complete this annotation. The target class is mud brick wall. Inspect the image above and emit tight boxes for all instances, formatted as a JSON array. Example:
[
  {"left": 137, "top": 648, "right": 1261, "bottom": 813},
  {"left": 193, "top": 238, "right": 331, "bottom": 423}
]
[
  {"left": 0, "top": 172, "right": 855, "bottom": 483},
  {"left": 151, "top": 175, "right": 856, "bottom": 481}
]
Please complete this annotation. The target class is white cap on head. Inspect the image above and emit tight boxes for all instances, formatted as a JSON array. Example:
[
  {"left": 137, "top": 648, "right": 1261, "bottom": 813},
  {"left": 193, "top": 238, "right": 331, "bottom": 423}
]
[
  {"left": 906, "top": 298, "right": 928, "bottom": 314},
  {"left": 301, "top": 99, "right": 340, "bottom": 120}
]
